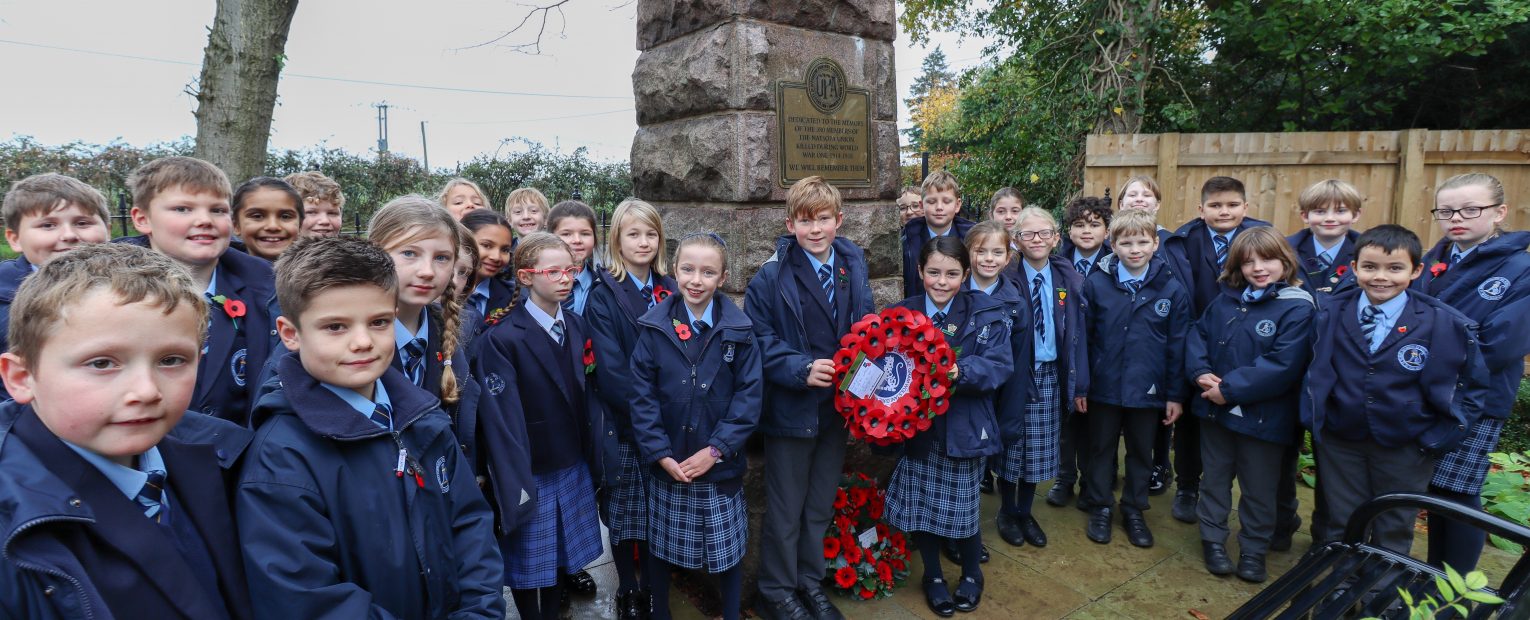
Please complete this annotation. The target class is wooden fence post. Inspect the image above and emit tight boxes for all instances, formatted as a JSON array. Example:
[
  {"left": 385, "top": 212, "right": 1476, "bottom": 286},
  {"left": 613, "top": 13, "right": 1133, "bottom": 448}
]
[
  {"left": 1395, "top": 129, "right": 1428, "bottom": 226},
  {"left": 1157, "top": 132, "right": 1180, "bottom": 213}
]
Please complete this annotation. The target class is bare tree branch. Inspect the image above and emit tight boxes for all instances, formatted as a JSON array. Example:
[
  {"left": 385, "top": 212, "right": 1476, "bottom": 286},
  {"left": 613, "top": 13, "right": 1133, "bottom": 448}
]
[{"left": 458, "top": 0, "right": 573, "bottom": 55}]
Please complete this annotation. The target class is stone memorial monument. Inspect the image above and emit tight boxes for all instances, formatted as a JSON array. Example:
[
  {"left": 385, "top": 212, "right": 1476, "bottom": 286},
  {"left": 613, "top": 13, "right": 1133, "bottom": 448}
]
[{"left": 629, "top": 0, "right": 904, "bottom": 608}]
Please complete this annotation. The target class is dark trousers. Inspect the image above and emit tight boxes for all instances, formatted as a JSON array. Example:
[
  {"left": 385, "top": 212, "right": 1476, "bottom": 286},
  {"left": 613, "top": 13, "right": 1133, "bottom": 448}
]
[
  {"left": 1198, "top": 422, "right": 1284, "bottom": 556},
  {"left": 1084, "top": 403, "right": 1156, "bottom": 513},
  {"left": 1427, "top": 487, "right": 1488, "bottom": 574},
  {"left": 758, "top": 422, "right": 849, "bottom": 600},
  {"left": 1314, "top": 436, "right": 1435, "bottom": 555},
  {"left": 1276, "top": 435, "right": 1302, "bottom": 534},
  {"left": 1153, "top": 420, "right": 1172, "bottom": 471},
  {"left": 1056, "top": 411, "right": 1089, "bottom": 487},
  {"left": 1174, "top": 413, "right": 1203, "bottom": 491}
]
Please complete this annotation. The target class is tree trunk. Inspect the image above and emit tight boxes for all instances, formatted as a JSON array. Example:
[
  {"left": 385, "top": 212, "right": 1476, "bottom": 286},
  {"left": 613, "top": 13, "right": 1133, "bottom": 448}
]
[
  {"left": 1090, "top": 0, "right": 1159, "bottom": 136},
  {"left": 193, "top": 0, "right": 300, "bottom": 184}
]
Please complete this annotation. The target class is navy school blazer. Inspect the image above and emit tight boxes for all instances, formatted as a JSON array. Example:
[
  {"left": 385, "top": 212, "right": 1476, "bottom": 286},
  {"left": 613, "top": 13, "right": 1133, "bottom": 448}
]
[
  {"left": 0, "top": 401, "right": 254, "bottom": 620},
  {"left": 1414, "top": 230, "right": 1530, "bottom": 420},
  {"left": 1288, "top": 228, "right": 1361, "bottom": 299},
  {"left": 1160, "top": 217, "right": 1274, "bottom": 317},
  {"left": 744, "top": 235, "right": 876, "bottom": 438},
  {"left": 1186, "top": 283, "right": 1316, "bottom": 445},
  {"left": 0, "top": 255, "right": 33, "bottom": 401},
  {"left": 629, "top": 295, "right": 762, "bottom": 489},
  {"left": 1004, "top": 255, "right": 1090, "bottom": 414},
  {"left": 966, "top": 273, "right": 1033, "bottom": 445},
  {"left": 115, "top": 236, "right": 280, "bottom": 426},
  {"left": 1081, "top": 253, "right": 1192, "bottom": 410},
  {"left": 239, "top": 356, "right": 503, "bottom": 620},
  {"left": 473, "top": 302, "right": 606, "bottom": 529},
  {"left": 893, "top": 291, "right": 1013, "bottom": 460},
  {"left": 901, "top": 216, "right": 977, "bottom": 298},
  {"left": 1301, "top": 287, "right": 1487, "bottom": 454},
  {"left": 586, "top": 268, "right": 679, "bottom": 443}
]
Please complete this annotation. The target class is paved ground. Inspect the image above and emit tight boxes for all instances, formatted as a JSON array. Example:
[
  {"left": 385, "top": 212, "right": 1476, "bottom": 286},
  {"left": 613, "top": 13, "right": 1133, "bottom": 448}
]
[{"left": 515, "top": 480, "right": 1520, "bottom": 619}]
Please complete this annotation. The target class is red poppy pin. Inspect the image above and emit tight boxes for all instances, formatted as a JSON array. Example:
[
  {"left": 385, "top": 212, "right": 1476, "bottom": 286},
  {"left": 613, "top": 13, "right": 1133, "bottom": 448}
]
[
  {"left": 1398, "top": 326, "right": 1408, "bottom": 334},
  {"left": 1430, "top": 262, "right": 1449, "bottom": 277},
  {"left": 672, "top": 318, "right": 692, "bottom": 341},
  {"left": 210, "top": 294, "right": 245, "bottom": 330},
  {"left": 652, "top": 285, "right": 672, "bottom": 304},
  {"left": 837, "top": 266, "right": 849, "bottom": 287},
  {"left": 582, "top": 338, "right": 596, "bottom": 374},
  {"left": 1335, "top": 265, "right": 1349, "bottom": 278}
]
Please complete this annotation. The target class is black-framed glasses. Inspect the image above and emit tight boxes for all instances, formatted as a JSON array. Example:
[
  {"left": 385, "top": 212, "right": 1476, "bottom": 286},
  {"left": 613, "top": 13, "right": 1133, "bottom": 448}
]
[
  {"left": 1430, "top": 204, "right": 1500, "bottom": 220},
  {"left": 1016, "top": 230, "right": 1057, "bottom": 241}
]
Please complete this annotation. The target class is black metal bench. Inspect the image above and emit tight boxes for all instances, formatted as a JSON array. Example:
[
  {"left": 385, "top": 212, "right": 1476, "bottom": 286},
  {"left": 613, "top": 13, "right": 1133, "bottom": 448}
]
[{"left": 1229, "top": 493, "right": 1530, "bottom": 620}]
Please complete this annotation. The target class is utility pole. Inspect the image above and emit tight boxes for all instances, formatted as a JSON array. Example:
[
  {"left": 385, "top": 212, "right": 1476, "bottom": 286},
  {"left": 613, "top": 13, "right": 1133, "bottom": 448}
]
[
  {"left": 374, "top": 102, "right": 390, "bottom": 157},
  {"left": 420, "top": 121, "right": 430, "bottom": 172}
]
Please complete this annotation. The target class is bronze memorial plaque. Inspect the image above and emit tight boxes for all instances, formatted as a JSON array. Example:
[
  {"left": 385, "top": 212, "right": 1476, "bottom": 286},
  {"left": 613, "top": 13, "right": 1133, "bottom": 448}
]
[{"left": 776, "top": 58, "right": 873, "bottom": 188}]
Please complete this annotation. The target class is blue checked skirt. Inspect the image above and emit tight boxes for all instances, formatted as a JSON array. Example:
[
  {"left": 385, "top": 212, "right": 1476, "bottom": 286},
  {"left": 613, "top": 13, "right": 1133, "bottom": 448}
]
[
  {"left": 502, "top": 464, "right": 604, "bottom": 589},
  {"left": 1431, "top": 417, "right": 1506, "bottom": 495},
  {"left": 603, "top": 440, "right": 649, "bottom": 544},
  {"left": 886, "top": 440, "right": 984, "bottom": 538},
  {"left": 999, "top": 361, "right": 1061, "bottom": 484},
  {"left": 646, "top": 477, "right": 748, "bottom": 573}
]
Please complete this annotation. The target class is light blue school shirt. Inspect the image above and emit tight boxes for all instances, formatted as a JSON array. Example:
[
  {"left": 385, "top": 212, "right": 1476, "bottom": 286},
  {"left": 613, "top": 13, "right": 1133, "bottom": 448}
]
[
  {"left": 1243, "top": 286, "right": 1267, "bottom": 302},
  {"left": 1359, "top": 291, "right": 1409, "bottom": 353},
  {"left": 62, "top": 442, "right": 168, "bottom": 519},
  {"left": 923, "top": 297, "right": 955, "bottom": 323},
  {"left": 1023, "top": 261, "right": 1057, "bottom": 362},
  {"left": 1072, "top": 248, "right": 1102, "bottom": 273},
  {"left": 804, "top": 247, "right": 837, "bottom": 278},
  {"left": 684, "top": 300, "right": 715, "bottom": 331},
  {"left": 967, "top": 277, "right": 998, "bottom": 296},
  {"left": 394, "top": 313, "right": 430, "bottom": 371},
  {"left": 470, "top": 279, "right": 491, "bottom": 316},
  {"left": 524, "top": 298, "right": 567, "bottom": 341},
  {"left": 322, "top": 380, "right": 392, "bottom": 430},
  {"left": 1450, "top": 243, "right": 1479, "bottom": 263},
  {"left": 568, "top": 268, "right": 594, "bottom": 314},
  {"left": 1312, "top": 237, "right": 1343, "bottom": 267}
]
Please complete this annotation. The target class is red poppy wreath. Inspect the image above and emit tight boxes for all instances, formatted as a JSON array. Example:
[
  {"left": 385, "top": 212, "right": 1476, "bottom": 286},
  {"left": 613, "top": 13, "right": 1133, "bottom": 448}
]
[{"left": 832, "top": 307, "right": 956, "bottom": 446}]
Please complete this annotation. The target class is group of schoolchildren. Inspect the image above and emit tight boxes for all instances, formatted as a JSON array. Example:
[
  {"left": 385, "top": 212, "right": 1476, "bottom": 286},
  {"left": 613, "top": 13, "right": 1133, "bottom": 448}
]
[{"left": 0, "top": 153, "right": 1524, "bottom": 620}]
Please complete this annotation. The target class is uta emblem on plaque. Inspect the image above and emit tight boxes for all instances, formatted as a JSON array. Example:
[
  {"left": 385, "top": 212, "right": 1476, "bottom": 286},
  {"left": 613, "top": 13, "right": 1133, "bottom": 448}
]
[{"left": 805, "top": 58, "right": 847, "bottom": 115}]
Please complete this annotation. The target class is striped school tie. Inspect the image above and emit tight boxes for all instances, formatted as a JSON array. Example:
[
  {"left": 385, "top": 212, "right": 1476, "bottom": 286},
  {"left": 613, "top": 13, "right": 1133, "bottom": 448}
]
[
  {"left": 1031, "top": 273, "right": 1046, "bottom": 343},
  {"left": 930, "top": 311, "right": 946, "bottom": 326},
  {"left": 1244, "top": 290, "right": 1258, "bottom": 303},
  {"left": 551, "top": 319, "right": 565, "bottom": 346},
  {"left": 1126, "top": 280, "right": 1142, "bottom": 296},
  {"left": 402, "top": 338, "right": 426, "bottom": 386},
  {"left": 1450, "top": 250, "right": 1465, "bottom": 265},
  {"left": 369, "top": 402, "right": 393, "bottom": 429},
  {"left": 1316, "top": 252, "right": 1332, "bottom": 271},
  {"left": 1213, "top": 234, "right": 1230, "bottom": 266},
  {"left": 1360, "top": 305, "right": 1382, "bottom": 351},
  {"left": 818, "top": 264, "right": 836, "bottom": 320},
  {"left": 137, "top": 471, "right": 166, "bottom": 522},
  {"left": 640, "top": 285, "right": 654, "bottom": 309},
  {"left": 1075, "top": 258, "right": 1091, "bottom": 275},
  {"left": 692, "top": 319, "right": 708, "bottom": 338}
]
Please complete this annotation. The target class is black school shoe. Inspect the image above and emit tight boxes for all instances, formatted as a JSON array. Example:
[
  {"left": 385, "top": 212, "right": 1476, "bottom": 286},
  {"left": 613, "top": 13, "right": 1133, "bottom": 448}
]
[
  {"left": 1086, "top": 507, "right": 1112, "bottom": 544},
  {"left": 1148, "top": 465, "right": 1170, "bottom": 496},
  {"left": 996, "top": 512, "right": 1026, "bottom": 547},
  {"left": 1121, "top": 511, "right": 1154, "bottom": 548},
  {"left": 564, "top": 569, "right": 597, "bottom": 595},
  {"left": 1202, "top": 541, "right": 1234, "bottom": 576},
  {"left": 757, "top": 593, "right": 813, "bottom": 620},
  {"left": 1236, "top": 554, "right": 1268, "bottom": 583},
  {"left": 617, "top": 589, "right": 651, "bottom": 620},
  {"left": 1045, "top": 481, "right": 1075, "bottom": 507},
  {"left": 923, "top": 577, "right": 956, "bottom": 618},
  {"left": 797, "top": 583, "right": 844, "bottom": 620},
  {"left": 1020, "top": 516, "right": 1048, "bottom": 547},
  {"left": 1171, "top": 488, "right": 1199, "bottom": 524},
  {"left": 952, "top": 575, "right": 984, "bottom": 613}
]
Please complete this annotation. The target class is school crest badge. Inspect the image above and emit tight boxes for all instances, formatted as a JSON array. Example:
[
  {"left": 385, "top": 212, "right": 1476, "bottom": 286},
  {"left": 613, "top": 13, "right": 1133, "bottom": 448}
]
[
  {"left": 1255, "top": 320, "right": 1276, "bottom": 337},
  {"left": 1478, "top": 277, "right": 1510, "bottom": 301},
  {"left": 1397, "top": 344, "right": 1428, "bottom": 372},
  {"left": 486, "top": 373, "right": 506, "bottom": 395},
  {"left": 435, "top": 456, "right": 450, "bottom": 493},
  {"left": 723, "top": 342, "right": 736, "bottom": 363},
  {"left": 1154, "top": 299, "right": 1171, "bottom": 317},
  {"left": 230, "top": 348, "right": 248, "bottom": 386}
]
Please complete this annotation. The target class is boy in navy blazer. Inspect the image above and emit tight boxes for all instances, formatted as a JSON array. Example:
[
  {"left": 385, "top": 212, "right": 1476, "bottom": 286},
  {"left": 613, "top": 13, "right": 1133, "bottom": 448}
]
[
  {"left": 0, "top": 243, "right": 254, "bottom": 620},
  {"left": 237, "top": 236, "right": 503, "bottom": 619},
  {"left": 122, "top": 157, "right": 280, "bottom": 426},
  {"left": 901, "top": 170, "right": 975, "bottom": 297},
  {"left": 0, "top": 173, "right": 112, "bottom": 401},
  {"left": 745, "top": 176, "right": 875, "bottom": 620},
  {"left": 1160, "top": 176, "right": 1271, "bottom": 523},
  {"left": 1303, "top": 225, "right": 1487, "bottom": 556}
]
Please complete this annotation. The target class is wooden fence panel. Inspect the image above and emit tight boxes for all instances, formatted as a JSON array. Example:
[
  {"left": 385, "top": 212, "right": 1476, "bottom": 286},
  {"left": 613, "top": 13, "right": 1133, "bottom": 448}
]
[{"left": 1084, "top": 130, "right": 1530, "bottom": 247}]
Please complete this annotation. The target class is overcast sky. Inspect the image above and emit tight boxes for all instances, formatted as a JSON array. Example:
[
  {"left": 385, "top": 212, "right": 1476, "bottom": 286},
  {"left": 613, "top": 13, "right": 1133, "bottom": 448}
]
[{"left": 0, "top": 0, "right": 993, "bottom": 169}]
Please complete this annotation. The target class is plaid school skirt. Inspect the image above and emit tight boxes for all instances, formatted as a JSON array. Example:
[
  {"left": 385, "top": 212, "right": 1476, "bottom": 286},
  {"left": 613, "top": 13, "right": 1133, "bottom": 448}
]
[
  {"left": 503, "top": 464, "right": 604, "bottom": 589},
  {"left": 886, "top": 440, "right": 984, "bottom": 539},
  {"left": 1431, "top": 417, "right": 1506, "bottom": 495},
  {"left": 603, "top": 440, "right": 649, "bottom": 544},
  {"left": 646, "top": 477, "right": 748, "bottom": 573},
  {"left": 999, "top": 361, "right": 1061, "bottom": 484}
]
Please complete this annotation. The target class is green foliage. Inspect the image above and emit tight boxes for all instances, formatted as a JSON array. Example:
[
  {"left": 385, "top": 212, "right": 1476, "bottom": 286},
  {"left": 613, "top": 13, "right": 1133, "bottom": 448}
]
[
  {"left": 905, "top": 47, "right": 959, "bottom": 149},
  {"left": 1482, "top": 451, "right": 1530, "bottom": 554},
  {"left": 2, "top": 136, "right": 632, "bottom": 234},
  {"left": 1378, "top": 565, "right": 1504, "bottom": 620},
  {"left": 1503, "top": 380, "right": 1530, "bottom": 454}
]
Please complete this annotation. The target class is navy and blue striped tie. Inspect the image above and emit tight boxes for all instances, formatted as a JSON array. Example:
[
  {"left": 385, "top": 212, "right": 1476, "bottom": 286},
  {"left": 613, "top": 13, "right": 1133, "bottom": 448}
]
[
  {"left": 1316, "top": 252, "right": 1333, "bottom": 271},
  {"left": 1213, "top": 234, "right": 1230, "bottom": 266},
  {"left": 137, "top": 471, "right": 166, "bottom": 522},
  {"left": 369, "top": 402, "right": 393, "bottom": 429},
  {"left": 1031, "top": 273, "right": 1046, "bottom": 343},
  {"left": 818, "top": 264, "right": 836, "bottom": 320},
  {"left": 403, "top": 338, "right": 426, "bottom": 386},
  {"left": 1360, "top": 305, "right": 1382, "bottom": 351},
  {"left": 1075, "top": 258, "right": 1090, "bottom": 275},
  {"left": 641, "top": 285, "right": 654, "bottom": 309},
  {"left": 1450, "top": 250, "right": 1465, "bottom": 265},
  {"left": 1126, "top": 280, "right": 1142, "bottom": 296},
  {"left": 550, "top": 319, "right": 565, "bottom": 346},
  {"left": 930, "top": 311, "right": 946, "bottom": 326}
]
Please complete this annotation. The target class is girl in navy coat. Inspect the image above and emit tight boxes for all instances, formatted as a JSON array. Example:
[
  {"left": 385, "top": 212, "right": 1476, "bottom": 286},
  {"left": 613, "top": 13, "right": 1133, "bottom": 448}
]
[
  {"left": 584, "top": 198, "right": 678, "bottom": 619},
  {"left": 963, "top": 222, "right": 1036, "bottom": 551},
  {"left": 1077, "top": 210, "right": 1190, "bottom": 549},
  {"left": 461, "top": 209, "right": 517, "bottom": 342},
  {"left": 629, "top": 232, "right": 761, "bottom": 620},
  {"left": 1415, "top": 173, "right": 1530, "bottom": 574},
  {"left": 475, "top": 232, "right": 605, "bottom": 620},
  {"left": 548, "top": 201, "right": 601, "bottom": 315},
  {"left": 888, "top": 235, "right": 1013, "bottom": 617},
  {"left": 1185, "top": 227, "right": 1315, "bottom": 583}
]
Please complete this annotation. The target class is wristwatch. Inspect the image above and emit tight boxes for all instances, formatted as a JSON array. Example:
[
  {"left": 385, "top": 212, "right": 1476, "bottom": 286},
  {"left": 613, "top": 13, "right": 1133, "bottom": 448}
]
[{"left": 708, "top": 445, "right": 723, "bottom": 461}]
